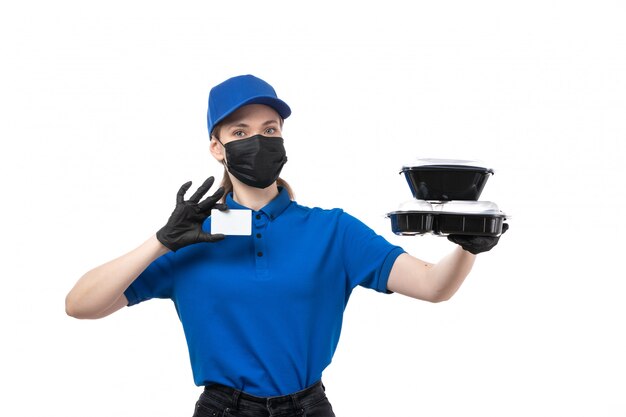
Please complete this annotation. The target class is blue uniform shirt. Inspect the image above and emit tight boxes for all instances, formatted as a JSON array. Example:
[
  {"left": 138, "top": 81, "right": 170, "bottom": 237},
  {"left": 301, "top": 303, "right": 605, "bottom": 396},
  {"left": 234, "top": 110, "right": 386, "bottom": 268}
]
[{"left": 124, "top": 187, "right": 405, "bottom": 396}]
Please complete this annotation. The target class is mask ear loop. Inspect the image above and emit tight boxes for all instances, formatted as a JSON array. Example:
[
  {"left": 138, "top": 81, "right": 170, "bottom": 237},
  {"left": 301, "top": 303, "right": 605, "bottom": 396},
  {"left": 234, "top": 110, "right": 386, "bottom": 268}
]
[{"left": 212, "top": 134, "right": 228, "bottom": 168}]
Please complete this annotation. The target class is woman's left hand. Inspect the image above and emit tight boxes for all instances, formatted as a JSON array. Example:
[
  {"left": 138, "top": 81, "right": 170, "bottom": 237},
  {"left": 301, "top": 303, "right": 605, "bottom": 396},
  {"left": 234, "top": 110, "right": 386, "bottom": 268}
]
[{"left": 447, "top": 223, "right": 509, "bottom": 254}]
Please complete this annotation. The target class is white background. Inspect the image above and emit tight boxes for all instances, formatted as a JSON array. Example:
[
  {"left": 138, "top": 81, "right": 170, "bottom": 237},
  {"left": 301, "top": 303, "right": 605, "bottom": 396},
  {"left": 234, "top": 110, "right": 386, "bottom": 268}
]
[{"left": 1, "top": 1, "right": 625, "bottom": 416}]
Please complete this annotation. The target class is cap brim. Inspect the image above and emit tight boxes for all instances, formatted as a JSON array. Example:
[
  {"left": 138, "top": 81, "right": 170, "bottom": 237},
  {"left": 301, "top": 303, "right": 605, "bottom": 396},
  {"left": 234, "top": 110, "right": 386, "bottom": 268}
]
[{"left": 211, "top": 96, "right": 291, "bottom": 133}]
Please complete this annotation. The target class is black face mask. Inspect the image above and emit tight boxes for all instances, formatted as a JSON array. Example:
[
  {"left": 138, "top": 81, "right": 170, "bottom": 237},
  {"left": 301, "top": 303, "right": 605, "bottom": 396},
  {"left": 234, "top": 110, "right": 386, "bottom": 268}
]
[{"left": 221, "top": 134, "right": 288, "bottom": 189}]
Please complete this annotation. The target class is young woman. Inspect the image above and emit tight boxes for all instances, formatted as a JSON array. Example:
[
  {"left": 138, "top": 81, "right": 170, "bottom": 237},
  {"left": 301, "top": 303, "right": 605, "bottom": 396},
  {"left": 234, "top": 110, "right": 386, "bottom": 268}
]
[{"left": 65, "top": 74, "right": 505, "bottom": 417}]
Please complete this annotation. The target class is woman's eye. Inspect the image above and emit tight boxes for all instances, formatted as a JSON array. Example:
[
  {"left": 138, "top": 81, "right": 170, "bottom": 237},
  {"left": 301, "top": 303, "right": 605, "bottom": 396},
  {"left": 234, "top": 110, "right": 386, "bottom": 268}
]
[
  {"left": 265, "top": 127, "right": 277, "bottom": 135},
  {"left": 233, "top": 130, "right": 246, "bottom": 137}
]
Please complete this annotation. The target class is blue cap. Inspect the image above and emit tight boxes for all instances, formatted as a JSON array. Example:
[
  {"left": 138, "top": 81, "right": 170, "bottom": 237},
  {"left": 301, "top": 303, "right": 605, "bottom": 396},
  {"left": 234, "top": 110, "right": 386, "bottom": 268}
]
[{"left": 207, "top": 74, "right": 291, "bottom": 135}]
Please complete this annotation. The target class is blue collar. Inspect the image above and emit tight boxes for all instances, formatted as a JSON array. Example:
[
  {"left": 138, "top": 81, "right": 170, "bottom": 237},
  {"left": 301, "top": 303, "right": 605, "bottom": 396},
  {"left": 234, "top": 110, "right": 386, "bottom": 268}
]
[{"left": 225, "top": 187, "right": 292, "bottom": 220}]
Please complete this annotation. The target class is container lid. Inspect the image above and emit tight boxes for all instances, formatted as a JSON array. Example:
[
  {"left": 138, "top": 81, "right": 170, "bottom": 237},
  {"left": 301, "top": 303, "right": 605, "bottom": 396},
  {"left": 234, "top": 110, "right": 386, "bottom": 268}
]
[
  {"left": 401, "top": 158, "right": 494, "bottom": 174},
  {"left": 388, "top": 198, "right": 433, "bottom": 213},
  {"left": 432, "top": 200, "right": 504, "bottom": 215}
]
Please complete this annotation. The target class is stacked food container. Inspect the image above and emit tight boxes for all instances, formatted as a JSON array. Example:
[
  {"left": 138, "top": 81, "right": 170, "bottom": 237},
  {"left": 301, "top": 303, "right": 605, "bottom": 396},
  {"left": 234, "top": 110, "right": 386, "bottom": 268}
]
[{"left": 387, "top": 158, "right": 507, "bottom": 236}]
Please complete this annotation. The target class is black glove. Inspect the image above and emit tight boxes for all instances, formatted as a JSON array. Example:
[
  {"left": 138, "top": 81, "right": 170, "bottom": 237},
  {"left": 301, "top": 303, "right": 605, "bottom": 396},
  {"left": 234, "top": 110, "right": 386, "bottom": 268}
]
[
  {"left": 156, "top": 176, "right": 227, "bottom": 251},
  {"left": 447, "top": 223, "right": 509, "bottom": 255}
]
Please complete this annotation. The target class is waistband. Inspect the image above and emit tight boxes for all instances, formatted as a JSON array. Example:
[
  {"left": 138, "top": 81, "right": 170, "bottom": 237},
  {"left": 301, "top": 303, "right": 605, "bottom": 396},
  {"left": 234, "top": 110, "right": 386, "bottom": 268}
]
[{"left": 202, "top": 381, "right": 327, "bottom": 413}]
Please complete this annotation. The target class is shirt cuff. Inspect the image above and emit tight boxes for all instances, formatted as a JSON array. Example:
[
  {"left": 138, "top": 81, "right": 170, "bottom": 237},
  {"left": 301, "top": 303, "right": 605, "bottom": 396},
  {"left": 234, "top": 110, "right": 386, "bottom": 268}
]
[
  {"left": 123, "top": 285, "right": 139, "bottom": 307},
  {"left": 378, "top": 246, "right": 406, "bottom": 294}
]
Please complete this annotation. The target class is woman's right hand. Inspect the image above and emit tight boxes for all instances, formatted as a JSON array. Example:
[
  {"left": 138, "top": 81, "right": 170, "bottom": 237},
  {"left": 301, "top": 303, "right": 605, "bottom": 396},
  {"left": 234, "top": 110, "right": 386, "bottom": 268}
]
[{"left": 156, "top": 176, "right": 227, "bottom": 251}]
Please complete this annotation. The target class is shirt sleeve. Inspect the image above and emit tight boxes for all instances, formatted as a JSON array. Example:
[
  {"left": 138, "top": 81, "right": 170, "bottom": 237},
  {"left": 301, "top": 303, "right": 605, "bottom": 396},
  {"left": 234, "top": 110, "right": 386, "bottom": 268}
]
[
  {"left": 124, "top": 251, "right": 176, "bottom": 306},
  {"left": 339, "top": 211, "right": 405, "bottom": 293}
]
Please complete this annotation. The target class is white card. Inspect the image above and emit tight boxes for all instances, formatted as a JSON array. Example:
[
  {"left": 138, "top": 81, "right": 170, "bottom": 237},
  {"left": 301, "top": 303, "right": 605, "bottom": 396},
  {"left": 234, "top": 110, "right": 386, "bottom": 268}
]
[{"left": 210, "top": 209, "right": 252, "bottom": 235}]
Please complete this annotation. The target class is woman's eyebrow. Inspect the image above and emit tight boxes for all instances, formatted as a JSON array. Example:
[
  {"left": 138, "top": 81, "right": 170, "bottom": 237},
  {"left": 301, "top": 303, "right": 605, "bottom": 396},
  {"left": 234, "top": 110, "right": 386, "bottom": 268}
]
[
  {"left": 226, "top": 120, "right": 279, "bottom": 129},
  {"left": 228, "top": 123, "right": 249, "bottom": 128}
]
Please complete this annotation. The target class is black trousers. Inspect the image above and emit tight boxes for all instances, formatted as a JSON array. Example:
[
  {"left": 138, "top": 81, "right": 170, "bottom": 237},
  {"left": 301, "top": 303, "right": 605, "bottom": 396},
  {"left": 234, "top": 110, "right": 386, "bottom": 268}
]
[{"left": 192, "top": 381, "right": 336, "bottom": 417}]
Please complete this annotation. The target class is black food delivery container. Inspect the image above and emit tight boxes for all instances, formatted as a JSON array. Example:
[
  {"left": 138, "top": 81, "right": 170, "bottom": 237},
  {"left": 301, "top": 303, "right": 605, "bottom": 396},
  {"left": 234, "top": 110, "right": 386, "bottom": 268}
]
[
  {"left": 431, "top": 200, "right": 506, "bottom": 236},
  {"left": 387, "top": 199, "right": 434, "bottom": 235},
  {"left": 401, "top": 158, "right": 494, "bottom": 201},
  {"left": 387, "top": 200, "right": 507, "bottom": 237}
]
